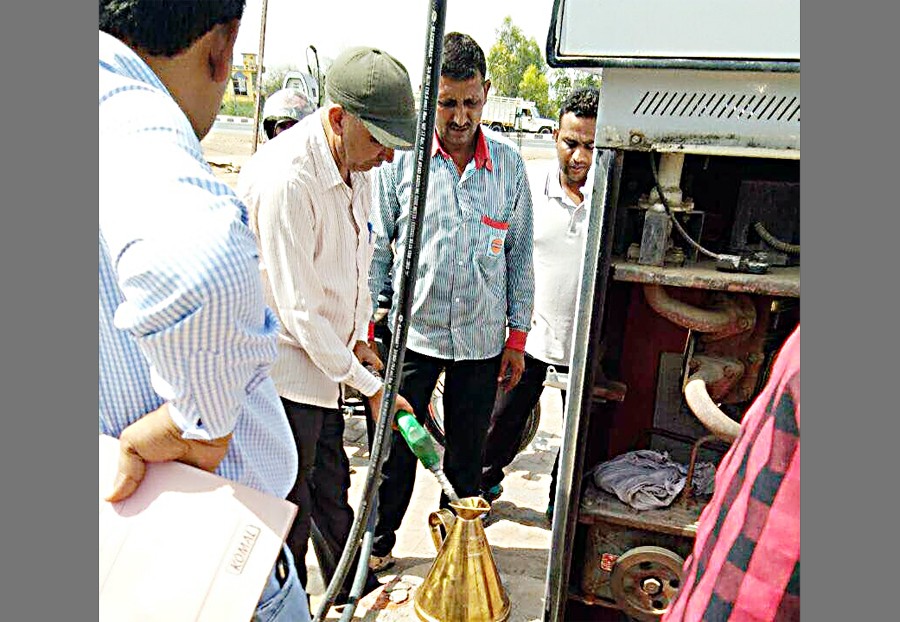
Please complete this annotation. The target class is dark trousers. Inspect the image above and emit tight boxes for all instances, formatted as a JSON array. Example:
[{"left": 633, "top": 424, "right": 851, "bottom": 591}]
[
  {"left": 281, "top": 398, "right": 379, "bottom": 599},
  {"left": 371, "top": 349, "right": 502, "bottom": 557},
  {"left": 480, "top": 356, "right": 568, "bottom": 502}
]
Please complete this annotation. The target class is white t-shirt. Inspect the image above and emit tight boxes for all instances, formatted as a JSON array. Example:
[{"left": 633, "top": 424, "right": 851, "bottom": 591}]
[{"left": 524, "top": 160, "right": 592, "bottom": 366}]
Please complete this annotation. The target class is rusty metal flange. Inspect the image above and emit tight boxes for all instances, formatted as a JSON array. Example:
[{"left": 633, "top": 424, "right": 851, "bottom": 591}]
[{"left": 610, "top": 546, "right": 685, "bottom": 622}]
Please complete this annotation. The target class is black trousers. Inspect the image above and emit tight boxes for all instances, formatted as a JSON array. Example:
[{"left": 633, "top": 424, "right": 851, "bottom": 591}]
[
  {"left": 480, "top": 356, "right": 568, "bottom": 502},
  {"left": 371, "top": 349, "right": 502, "bottom": 557},
  {"left": 281, "top": 398, "right": 379, "bottom": 599}
]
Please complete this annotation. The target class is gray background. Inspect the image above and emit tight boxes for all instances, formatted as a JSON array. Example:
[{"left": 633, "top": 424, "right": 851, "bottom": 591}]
[{"left": 0, "top": 1, "right": 892, "bottom": 619}]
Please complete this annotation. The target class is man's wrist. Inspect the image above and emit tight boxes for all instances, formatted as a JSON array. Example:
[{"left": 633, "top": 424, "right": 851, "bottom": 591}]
[
  {"left": 348, "top": 360, "right": 383, "bottom": 397},
  {"left": 505, "top": 329, "right": 527, "bottom": 352}
]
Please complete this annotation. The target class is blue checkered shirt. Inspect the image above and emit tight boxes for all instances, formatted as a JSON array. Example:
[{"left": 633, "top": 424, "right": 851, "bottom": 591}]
[{"left": 98, "top": 31, "right": 297, "bottom": 497}]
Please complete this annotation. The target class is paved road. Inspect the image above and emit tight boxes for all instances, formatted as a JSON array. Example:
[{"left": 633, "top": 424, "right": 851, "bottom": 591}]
[
  {"left": 506, "top": 133, "right": 557, "bottom": 152},
  {"left": 211, "top": 118, "right": 257, "bottom": 133},
  {"left": 210, "top": 117, "right": 556, "bottom": 153}
]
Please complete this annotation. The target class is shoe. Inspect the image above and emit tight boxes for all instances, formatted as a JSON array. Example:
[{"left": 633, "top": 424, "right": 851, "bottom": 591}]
[
  {"left": 369, "top": 552, "right": 395, "bottom": 573},
  {"left": 481, "top": 484, "right": 503, "bottom": 503},
  {"left": 543, "top": 366, "right": 569, "bottom": 390}
]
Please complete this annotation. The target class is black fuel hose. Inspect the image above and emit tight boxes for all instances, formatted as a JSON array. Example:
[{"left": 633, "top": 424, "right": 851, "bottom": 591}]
[
  {"left": 337, "top": 497, "right": 378, "bottom": 622},
  {"left": 336, "top": 366, "right": 380, "bottom": 622},
  {"left": 312, "top": 1, "right": 446, "bottom": 619},
  {"left": 754, "top": 221, "right": 800, "bottom": 254}
]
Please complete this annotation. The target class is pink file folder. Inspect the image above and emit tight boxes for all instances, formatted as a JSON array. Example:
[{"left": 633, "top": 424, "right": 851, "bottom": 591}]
[{"left": 99, "top": 434, "right": 298, "bottom": 622}]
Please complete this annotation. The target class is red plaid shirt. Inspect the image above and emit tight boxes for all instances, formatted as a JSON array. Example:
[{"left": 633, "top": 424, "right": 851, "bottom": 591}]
[{"left": 664, "top": 326, "right": 800, "bottom": 622}]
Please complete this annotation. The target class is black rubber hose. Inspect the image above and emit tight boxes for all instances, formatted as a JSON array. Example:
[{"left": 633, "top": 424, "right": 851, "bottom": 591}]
[
  {"left": 648, "top": 152, "right": 721, "bottom": 261},
  {"left": 337, "top": 499, "right": 378, "bottom": 622},
  {"left": 311, "top": 1, "right": 446, "bottom": 619},
  {"left": 754, "top": 221, "right": 800, "bottom": 254},
  {"left": 336, "top": 368, "right": 380, "bottom": 621}
]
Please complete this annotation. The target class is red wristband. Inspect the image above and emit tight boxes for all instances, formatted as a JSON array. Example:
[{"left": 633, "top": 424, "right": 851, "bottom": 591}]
[
  {"left": 505, "top": 329, "right": 527, "bottom": 352},
  {"left": 368, "top": 321, "right": 375, "bottom": 342}
]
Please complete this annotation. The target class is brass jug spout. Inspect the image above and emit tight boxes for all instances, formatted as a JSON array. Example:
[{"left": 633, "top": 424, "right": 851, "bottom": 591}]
[{"left": 413, "top": 497, "right": 510, "bottom": 622}]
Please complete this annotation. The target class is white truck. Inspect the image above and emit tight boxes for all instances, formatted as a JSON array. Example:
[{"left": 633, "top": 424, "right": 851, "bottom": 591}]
[{"left": 481, "top": 95, "right": 558, "bottom": 134}]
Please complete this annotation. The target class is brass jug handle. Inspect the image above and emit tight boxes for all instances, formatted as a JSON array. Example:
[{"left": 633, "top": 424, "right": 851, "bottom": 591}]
[{"left": 427, "top": 508, "right": 456, "bottom": 552}]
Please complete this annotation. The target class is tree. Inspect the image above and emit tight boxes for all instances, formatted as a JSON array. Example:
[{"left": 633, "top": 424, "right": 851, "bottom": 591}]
[
  {"left": 548, "top": 69, "right": 572, "bottom": 118},
  {"left": 549, "top": 68, "right": 602, "bottom": 118},
  {"left": 487, "top": 16, "right": 546, "bottom": 98},
  {"left": 574, "top": 71, "right": 602, "bottom": 91},
  {"left": 519, "top": 66, "right": 550, "bottom": 118}
]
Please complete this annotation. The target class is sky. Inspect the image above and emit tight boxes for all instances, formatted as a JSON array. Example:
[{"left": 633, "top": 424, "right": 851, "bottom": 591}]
[{"left": 234, "top": 0, "right": 558, "bottom": 89}]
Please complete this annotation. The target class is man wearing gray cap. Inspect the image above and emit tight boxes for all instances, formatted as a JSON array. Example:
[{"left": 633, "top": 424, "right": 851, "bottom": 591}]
[{"left": 237, "top": 46, "right": 416, "bottom": 602}]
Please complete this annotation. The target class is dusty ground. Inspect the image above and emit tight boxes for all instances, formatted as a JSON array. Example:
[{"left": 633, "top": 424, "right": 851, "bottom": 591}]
[
  {"left": 200, "top": 131, "right": 253, "bottom": 188},
  {"left": 315, "top": 389, "right": 565, "bottom": 621}
]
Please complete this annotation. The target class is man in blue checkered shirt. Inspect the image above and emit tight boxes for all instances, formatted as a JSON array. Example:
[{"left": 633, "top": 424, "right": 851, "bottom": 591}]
[{"left": 99, "top": 2, "right": 308, "bottom": 619}]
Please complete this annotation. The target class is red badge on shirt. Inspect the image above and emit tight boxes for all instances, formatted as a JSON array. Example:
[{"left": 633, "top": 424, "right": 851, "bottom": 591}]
[{"left": 482, "top": 215, "right": 508, "bottom": 258}]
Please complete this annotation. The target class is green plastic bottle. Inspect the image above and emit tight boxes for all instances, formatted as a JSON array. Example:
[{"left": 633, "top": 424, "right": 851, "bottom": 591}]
[{"left": 395, "top": 410, "right": 440, "bottom": 471}]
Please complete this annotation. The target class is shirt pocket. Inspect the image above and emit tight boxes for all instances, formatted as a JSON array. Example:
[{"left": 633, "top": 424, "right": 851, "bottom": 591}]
[
  {"left": 479, "top": 215, "right": 509, "bottom": 258},
  {"left": 475, "top": 215, "right": 509, "bottom": 300}
]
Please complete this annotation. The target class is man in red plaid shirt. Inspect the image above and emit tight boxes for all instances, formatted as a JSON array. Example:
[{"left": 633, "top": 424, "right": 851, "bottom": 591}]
[{"left": 664, "top": 326, "right": 800, "bottom": 622}]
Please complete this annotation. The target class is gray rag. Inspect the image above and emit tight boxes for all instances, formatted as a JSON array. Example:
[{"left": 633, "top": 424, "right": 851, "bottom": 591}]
[{"left": 587, "top": 449, "right": 716, "bottom": 511}]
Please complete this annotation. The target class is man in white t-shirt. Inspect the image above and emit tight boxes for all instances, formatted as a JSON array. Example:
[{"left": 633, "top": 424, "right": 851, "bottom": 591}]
[{"left": 480, "top": 87, "right": 600, "bottom": 517}]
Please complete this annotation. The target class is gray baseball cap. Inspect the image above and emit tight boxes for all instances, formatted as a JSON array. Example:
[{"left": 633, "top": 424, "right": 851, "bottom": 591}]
[{"left": 325, "top": 46, "right": 417, "bottom": 149}]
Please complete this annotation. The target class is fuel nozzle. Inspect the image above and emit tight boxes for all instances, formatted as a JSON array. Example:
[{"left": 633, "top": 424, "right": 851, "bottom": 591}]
[
  {"left": 362, "top": 364, "right": 440, "bottom": 472},
  {"left": 396, "top": 410, "right": 460, "bottom": 502},
  {"left": 395, "top": 410, "right": 441, "bottom": 471}
]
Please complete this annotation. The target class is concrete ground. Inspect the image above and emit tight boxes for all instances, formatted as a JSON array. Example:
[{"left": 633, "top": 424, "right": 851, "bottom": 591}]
[
  {"left": 201, "top": 130, "right": 563, "bottom": 620},
  {"left": 302, "top": 387, "right": 564, "bottom": 621}
]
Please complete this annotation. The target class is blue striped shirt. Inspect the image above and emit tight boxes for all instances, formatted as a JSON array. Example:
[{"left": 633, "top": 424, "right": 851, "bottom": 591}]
[
  {"left": 370, "top": 129, "right": 534, "bottom": 360},
  {"left": 98, "top": 31, "right": 297, "bottom": 498}
]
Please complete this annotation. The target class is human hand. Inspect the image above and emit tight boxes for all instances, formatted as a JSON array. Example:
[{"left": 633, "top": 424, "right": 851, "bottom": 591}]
[
  {"left": 354, "top": 340, "right": 383, "bottom": 372},
  {"left": 366, "top": 389, "right": 414, "bottom": 426},
  {"left": 498, "top": 348, "right": 525, "bottom": 391},
  {"left": 105, "top": 403, "right": 232, "bottom": 503},
  {"left": 390, "top": 393, "right": 415, "bottom": 431},
  {"left": 394, "top": 393, "right": 414, "bottom": 418}
]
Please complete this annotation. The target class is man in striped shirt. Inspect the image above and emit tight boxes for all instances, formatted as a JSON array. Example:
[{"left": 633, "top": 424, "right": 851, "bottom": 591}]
[
  {"left": 99, "top": 1, "right": 309, "bottom": 619},
  {"left": 368, "top": 32, "right": 535, "bottom": 571},
  {"left": 237, "top": 47, "right": 416, "bottom": 601}
]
